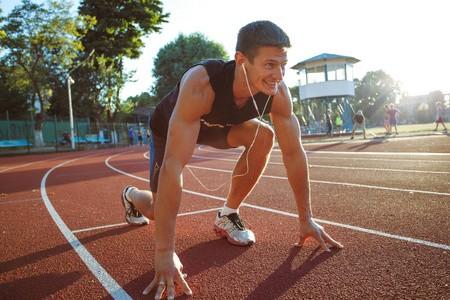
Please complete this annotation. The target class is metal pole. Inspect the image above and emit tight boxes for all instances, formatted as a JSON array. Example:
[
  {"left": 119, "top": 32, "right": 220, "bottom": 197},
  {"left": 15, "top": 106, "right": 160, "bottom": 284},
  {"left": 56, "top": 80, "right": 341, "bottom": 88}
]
[
  {"left": 54, "top": 115, "right": 58, "bottom": 152},
  {"left": 66, "top": 49, "right": 94, "bottom": 151},
  {"left": 67, "top": 76, "right": 75, "bottom": 150},
  {"left": 6, "top": 110, "right": 11, "bottom": 140}
]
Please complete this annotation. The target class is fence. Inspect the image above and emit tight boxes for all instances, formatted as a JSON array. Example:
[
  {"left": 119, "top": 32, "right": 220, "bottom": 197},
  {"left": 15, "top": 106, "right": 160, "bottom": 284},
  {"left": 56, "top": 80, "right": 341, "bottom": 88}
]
[{"left": 0, "top": 116, "right": 150, "bottom": 154}]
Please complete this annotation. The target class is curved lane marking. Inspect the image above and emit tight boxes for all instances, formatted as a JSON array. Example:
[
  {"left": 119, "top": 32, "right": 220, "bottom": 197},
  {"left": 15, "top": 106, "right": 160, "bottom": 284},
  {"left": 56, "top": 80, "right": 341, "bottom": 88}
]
[
  {"left": 105, "top": 153, "right": 450, "bottom": 251},
  {"left": 192, "top": 154, "right": 450, "bottom": 175},
  {"left": 41, "top": 157, "right": 132, "bottom": 300},
  {"left": 72, "top": 207, "right": 222, "bottom": 234}
]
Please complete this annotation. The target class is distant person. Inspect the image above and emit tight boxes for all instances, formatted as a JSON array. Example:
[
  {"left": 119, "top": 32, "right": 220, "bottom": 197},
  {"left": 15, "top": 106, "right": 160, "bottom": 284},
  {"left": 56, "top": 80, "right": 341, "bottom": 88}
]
[
  {"left": 387, "top": 104, "right": 400, "bottom": 135},
  {"left": 433, "top": 102, "right": 448, "bottom": 132},
  {"left": 350, "top": 110, "right": 366, "bottom": 139},
  {"left": 128, "top": 128, "right": 134, "bottom": 146},
  {"left": 137, "top": 129, "right": 143, "bottom": 146},
  {"left": 335, "top": 114, "right": 343, "bottom": 135},
  {"left": 325, "top": 110, "right": 333, "bottom": 136},
  {"left": 383, "top": 104, "right": 390, "bottom": 135},
  {"left": 61, "top": 132, "right": 71, "bottom": 146}
]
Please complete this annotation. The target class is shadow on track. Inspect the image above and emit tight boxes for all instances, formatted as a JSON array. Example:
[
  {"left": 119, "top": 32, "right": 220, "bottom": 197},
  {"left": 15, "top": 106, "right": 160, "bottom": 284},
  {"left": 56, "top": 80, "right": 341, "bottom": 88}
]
[
  {"left": 0, "top": 272, "right": 82, "bottom": 299},
  {"left": 245, "top": 246, "right": 340, "bottom": 300},
  {"left": 119, "top": 238, "right": 250, "bottom": 300},
  {"left": 0, "top": 225, "right": 137, "bottom": 274}
]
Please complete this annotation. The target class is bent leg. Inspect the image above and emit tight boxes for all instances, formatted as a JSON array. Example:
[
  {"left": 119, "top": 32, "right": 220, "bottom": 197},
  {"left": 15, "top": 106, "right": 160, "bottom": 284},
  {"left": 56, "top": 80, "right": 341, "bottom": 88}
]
[
  {"left": 225, "top": 119, "right": 274, "bottom": 209},
  {"left": 128, "top": 188, "right": 155, "bottom": 220},
  {"left": 351, "top": 123, "right": 356, "bottom": 138}
]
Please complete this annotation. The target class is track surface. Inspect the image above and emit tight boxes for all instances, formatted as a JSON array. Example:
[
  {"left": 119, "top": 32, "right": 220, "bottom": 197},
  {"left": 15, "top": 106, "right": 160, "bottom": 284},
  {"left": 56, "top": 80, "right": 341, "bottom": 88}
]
[{"left": 1, "top": 135, "right": 449, "bottom": 299}]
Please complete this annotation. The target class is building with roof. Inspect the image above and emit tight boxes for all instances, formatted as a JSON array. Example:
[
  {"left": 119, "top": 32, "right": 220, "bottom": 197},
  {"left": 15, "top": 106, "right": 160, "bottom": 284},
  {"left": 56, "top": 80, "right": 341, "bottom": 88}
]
[{"left": 291, "top": 53, "right": 360, "bottom": 133}]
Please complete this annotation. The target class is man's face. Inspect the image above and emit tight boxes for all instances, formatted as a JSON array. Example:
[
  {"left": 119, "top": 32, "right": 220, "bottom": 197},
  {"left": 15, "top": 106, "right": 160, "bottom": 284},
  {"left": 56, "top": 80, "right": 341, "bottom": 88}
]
[{"left": 244, "top": 46, "right": 288, "bottom": 96}]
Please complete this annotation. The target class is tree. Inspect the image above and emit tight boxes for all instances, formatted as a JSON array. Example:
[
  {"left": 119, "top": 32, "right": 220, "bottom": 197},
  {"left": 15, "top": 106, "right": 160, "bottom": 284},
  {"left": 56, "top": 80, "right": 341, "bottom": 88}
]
[
  {"left": 0, "top": 61, "right": 28, "bottom": 118},
  {"left": 78, "top": 0, "right": 168, "bottom": 123},
  {"left": 353, "top": 70, "right": 401, "bottom": 124},
  {"left": 124, "top": 92, "right": 159, "bottom": 111},
  {"left": 152, "top": 33, "right": 228, "bottom": 100},
  {"left": 0, "top": 0, "right": 90, "bottom": 145}
]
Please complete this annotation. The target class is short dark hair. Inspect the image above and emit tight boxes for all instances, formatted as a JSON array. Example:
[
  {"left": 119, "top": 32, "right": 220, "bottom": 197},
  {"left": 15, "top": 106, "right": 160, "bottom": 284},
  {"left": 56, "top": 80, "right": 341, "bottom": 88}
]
[{"left": 236, "top": 20, "right": 291, "bottom": 61}]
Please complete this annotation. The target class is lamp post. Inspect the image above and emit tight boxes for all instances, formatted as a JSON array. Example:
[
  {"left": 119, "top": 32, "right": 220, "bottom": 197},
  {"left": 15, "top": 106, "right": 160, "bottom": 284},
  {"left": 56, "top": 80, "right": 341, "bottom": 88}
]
[{"left": 66, "top": 49, "right": 95, "bottom": 150}]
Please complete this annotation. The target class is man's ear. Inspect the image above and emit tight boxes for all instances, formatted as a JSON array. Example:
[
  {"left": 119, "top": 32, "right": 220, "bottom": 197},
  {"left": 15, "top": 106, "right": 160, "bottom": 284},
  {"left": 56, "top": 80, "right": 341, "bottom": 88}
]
[{"left": 235, "top": 51, "right": 247, "bottom": 66}]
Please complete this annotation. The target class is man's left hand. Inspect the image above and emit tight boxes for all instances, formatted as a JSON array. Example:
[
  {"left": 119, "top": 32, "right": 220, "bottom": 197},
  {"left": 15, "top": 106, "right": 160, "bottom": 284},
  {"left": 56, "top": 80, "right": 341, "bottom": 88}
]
[{"left": 296, "top": 218, "right": 343, "bottom": 251}]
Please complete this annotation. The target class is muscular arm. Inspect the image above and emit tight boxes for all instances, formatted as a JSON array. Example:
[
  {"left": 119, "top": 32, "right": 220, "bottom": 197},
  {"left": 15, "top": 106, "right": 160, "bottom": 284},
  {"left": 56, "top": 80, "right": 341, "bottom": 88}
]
[
  {"left": 269, "top": 83, "right": 312, "bottom": 221},
  {"left": 155, "top": 66, "right": 214, "bottom": 252},
  {"left": 270, "top": 83, "right": 342, "bottom": 251}
]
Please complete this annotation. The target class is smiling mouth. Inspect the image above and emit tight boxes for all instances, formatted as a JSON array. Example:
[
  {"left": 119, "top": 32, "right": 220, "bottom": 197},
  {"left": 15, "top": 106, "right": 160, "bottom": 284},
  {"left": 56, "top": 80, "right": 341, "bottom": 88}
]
[{"left": 264, "top": 81, "right": 279, "bottom": 93}]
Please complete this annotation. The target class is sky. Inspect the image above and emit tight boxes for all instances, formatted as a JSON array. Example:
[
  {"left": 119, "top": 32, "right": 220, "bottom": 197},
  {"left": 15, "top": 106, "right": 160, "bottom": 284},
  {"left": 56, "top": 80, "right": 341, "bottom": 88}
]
[{"left": 2, "top": 0, "right": 450, "bottom": 99}]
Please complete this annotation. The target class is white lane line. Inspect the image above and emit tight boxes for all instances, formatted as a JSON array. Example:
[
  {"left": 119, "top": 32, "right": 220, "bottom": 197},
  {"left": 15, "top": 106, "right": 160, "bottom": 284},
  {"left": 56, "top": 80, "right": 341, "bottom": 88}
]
[
  {"left": 303, "top": 156, "right": 450, "bottom": 164},
  {"left": 186, "top": 164, "right": 450, "bottom": 197},
  {"left": 72, "top": 207, "right": 222, "bottom": 234},
  {"left": 0, "top": 162, "right": 36, "bottom": 173},
  {"left": 0, "top": 197, "right": 42, "bottom": 205},
  {"left": 196, "top": 145, "right": 450, "bottom": 160},
  {"left": 106, "top": 154, "right": 450, "bottom": 251},
  {"left": 199, "top": 152, "right": 450, "bottom": 164},
  {"left": 185, "top": 191, "right": 450, "bottom": 251},
  {"left": 197, "top": 144, "right": 450, "bottom": 156},
  {"left": 72, "top": 222, "right": 129, "bottom": 234},
  {"left": 41, "top": 158, "right": 132, "bottom": 299},
  {"left": 0, "top": 154, "right": 82, "bottom": 174},
  {"left": 308, "top": 164, "right": 450, "bottom": 175},
  {"left": 177, "top": 207, "right": 221, "bottom": 216},
  {"left": 192, "top": 154, "right": 450, "bottom": 175},
  {"left": 304, "top": 150, "right": 450, "bottom": 156},
  {"left": 193, "top": 154, "right": 282, "bottom": 165},
  {"left": 300, "top": 134, "right": 446, "bottom": 146}
]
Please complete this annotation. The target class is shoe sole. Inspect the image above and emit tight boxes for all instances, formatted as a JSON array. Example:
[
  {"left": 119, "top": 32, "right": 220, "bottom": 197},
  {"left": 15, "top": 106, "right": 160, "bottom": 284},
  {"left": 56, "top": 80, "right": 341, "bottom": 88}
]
[
  {"left": 121, "top": 186, "right": 148, "bottom": 226},
  {"left": 213, "top": 225, "right": 254, "bottom": 246}
]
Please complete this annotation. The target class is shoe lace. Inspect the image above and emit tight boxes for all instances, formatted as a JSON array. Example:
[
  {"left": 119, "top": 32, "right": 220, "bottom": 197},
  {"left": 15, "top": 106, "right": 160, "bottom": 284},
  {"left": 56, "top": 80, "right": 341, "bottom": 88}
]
[
  {"left": 127, "top": 204, "right": 142, "bottom": 218},
  {"left": 226, "top": 213, "right": 246, "bottom": 231}
]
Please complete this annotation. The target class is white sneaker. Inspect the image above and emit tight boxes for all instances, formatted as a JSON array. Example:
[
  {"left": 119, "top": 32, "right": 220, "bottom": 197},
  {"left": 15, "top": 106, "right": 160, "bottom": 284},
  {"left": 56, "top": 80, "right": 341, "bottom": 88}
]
[
  {"left": 214, "top": 212, "right": 255, "bottom": 246},
  {"left": 121, "top": 186, "right": 149, "bottom": 225}
]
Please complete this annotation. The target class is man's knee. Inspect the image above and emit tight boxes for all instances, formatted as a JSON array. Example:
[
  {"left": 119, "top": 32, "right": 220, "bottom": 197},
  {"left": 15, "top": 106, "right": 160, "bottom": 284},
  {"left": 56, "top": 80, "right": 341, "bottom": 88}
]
[
  {"left": 228, "top": 120, "right": 274, "bottom": 151},
  {"left": 253, "top": 124, "right": 274, "bottom": 153}
]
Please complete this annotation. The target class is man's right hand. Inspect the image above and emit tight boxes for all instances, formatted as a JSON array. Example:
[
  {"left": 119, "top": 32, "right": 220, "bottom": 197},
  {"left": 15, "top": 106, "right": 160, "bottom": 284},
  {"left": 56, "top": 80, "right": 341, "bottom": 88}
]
[{"left": 142, "top": 250, "right": 192, "bottom": 299}]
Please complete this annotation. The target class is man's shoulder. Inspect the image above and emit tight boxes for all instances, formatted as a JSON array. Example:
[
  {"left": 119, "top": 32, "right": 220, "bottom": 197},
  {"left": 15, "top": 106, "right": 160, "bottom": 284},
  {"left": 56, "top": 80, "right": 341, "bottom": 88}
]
[
  {"left": 181, "top": 65, "right": 212, "bottom": 93},
  {"left": 178, "top": 66, "right": 215, "bottom": 116}
]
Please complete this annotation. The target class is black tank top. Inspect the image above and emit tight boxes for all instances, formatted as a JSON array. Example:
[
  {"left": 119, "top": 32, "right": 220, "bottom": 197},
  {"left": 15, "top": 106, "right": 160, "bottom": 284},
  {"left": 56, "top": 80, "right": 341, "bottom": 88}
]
[{"left": 150, "top": 60, "right": 273, "bottom": 138}]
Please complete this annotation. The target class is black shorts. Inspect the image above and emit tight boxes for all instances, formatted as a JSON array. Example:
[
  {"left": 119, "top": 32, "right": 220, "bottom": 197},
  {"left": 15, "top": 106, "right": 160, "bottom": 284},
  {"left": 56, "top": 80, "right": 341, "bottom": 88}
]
[{"left": 149, "top": 124, "right": 233, "bottom": 192}]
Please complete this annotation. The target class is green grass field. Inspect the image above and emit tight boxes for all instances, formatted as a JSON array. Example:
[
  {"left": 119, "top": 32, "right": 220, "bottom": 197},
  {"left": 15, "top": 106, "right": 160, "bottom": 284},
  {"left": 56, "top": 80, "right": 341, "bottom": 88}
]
[{"left": 366, "top": 122, "right": 446, "bottom": 135}]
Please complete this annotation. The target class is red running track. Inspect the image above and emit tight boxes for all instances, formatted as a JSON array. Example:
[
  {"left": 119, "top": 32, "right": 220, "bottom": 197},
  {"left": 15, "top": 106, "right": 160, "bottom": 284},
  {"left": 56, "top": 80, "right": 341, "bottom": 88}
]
[{"left": 0, "top": 135, "right": 449, "bottom": 299}]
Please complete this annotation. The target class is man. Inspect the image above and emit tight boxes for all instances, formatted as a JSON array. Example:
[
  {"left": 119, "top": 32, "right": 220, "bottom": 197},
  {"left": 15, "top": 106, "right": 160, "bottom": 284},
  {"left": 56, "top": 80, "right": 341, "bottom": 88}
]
[
  {"left": 350, "top": 110, "right": 366, "bottom": 139},
  {"left": 335, "top": 113, "right": 343, "bottom": 135},
  {"left": 325, "top": 109, "right": 333, "bottom": 136},
  {"left": 387, "top": 104, "right": 400, "bottom": 135},
  {"left": 433, "top": 101, "right": 448, "bottom": 132},
  {"left": 121, "top": 20, "right": 343, "bottom": 299}
]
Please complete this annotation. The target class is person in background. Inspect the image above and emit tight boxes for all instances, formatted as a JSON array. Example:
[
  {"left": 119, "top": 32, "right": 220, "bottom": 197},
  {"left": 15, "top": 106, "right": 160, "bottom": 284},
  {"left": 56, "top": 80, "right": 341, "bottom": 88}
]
[
  {"left": 350, "top": 110, "right": 366, "bottom": 139},
  {"left": 387, "top": 104, "right": 400, "bottom": 135},
  {"left": 433, "top": 102, "right": 448, "bottom": 132},
  {"left": 325, "top": 109, "right": 333, "bottom": 137},
  {"left": 335, "top": 114, "right": 343, "bottom": 136},
  {"left": 128, "top": 127, "right": 134, "bottom": 146},
  {"left": 137, "top": 129, "right": 144, "bottom": 146},
  {"left": 383, "top": 104, "right": 390, "bottom": 135}
]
